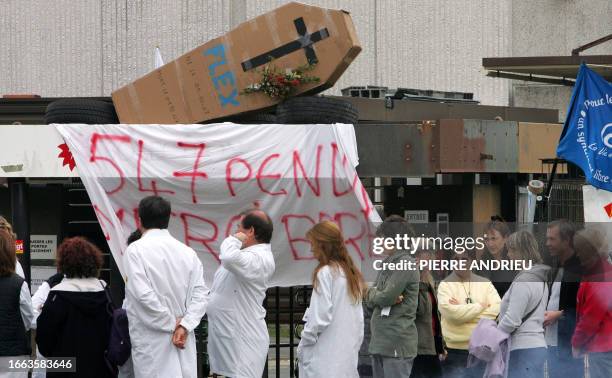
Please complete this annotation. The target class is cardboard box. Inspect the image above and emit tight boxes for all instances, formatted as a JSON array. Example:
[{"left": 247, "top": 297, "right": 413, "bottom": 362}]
[
  {"left": 518, "top": 122, "right": 567, "bottom": 174},
  {"left": 112, "top": 2, "right": 361, "bottom": 124}
]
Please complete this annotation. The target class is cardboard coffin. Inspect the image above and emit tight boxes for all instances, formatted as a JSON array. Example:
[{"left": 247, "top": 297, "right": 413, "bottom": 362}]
[{"left": 112, "top": 2, "right": 361, "bottom": 124}]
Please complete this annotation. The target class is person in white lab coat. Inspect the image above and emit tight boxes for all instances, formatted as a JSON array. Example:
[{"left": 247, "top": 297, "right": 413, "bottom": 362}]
[
  {"left": 207, "top": 209, "right": 276, "bottom": 378},
  {"left": 298, "top": 221, "right": 365, "bottom": 378},
  {"left": 124, "top": 196, "right": 209, "bottom": 378}
]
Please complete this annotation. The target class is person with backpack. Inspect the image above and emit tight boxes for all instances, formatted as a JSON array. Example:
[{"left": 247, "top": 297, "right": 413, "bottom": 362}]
[
  {"left": 31, "top": 271, "right": 63, "bottom": 378},
  {"left": 497, "top": 230, "right": 550, "bottom": 378},
  {"left": 36, "top": 237, "right": 115, "bottom": 378}
]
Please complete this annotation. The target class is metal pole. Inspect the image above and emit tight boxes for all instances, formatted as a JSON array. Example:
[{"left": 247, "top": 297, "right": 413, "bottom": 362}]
[
  {"left": 263, "top": 290, "right": 269, "bottom": 378},
  {"left": 542, "top": 159, "right": 559, "bottom": 221},
  {"left": 571, "top": 33, "right": 612, "bottom": 55},
  {"left": 289, "top": 286, "right": 295, "bottom": 377},
  {"left": 9, "top": 178, "right": 31, "bottom": 287},
  {"left": 275, "top": 287, "right": 281, "bottom": 378}
]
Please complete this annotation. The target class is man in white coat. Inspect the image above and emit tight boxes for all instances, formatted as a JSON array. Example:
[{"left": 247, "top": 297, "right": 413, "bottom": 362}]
[
  {"left": 207, "top": 209, "right": 276, "bottom": 378},
  {"left": 124, "top": 196, "right": 209, "bottom": 378}
]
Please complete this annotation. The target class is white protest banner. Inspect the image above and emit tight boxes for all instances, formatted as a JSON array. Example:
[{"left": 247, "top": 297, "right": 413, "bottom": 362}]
[
  {"left": 583, "top": 185, "right": 612, "bottom": 222},
  {"left": 56, "top": 123, "right": 380, "bottom": 286},
  {"left": 582, "top": 185, "right": 612, "bottom": 256}
]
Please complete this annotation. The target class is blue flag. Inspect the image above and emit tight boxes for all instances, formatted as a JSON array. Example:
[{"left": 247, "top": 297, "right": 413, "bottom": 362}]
[{"left": 557, "top": 64, "right": 612, "bottom": 191}]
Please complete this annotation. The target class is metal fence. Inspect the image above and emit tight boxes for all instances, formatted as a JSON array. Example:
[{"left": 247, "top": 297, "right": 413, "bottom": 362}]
[
  {"left": 536, "top": 179, "right": 585, "bottom": 223},
  {"left": 195, "top": 286, "right": 312, "bottom": 378}
]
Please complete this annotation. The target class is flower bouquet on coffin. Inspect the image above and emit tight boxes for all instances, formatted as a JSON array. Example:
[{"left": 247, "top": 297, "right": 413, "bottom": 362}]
[{"left": 243, "top": 62, "right": 320, "bottom": 100}]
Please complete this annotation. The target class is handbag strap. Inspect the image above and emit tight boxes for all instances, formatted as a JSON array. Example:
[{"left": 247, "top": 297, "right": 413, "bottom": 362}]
[
  {"left": 522, "top": 282, "right": 546, "bottom": 323},
  {"left": 99, "top": 280, "right": 116, "bottom": 310}
]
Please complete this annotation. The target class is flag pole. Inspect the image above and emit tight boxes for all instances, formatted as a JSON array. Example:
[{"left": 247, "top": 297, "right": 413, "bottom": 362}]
[{"left": 541, "top": 158, "right": 559, "bottom": 221}]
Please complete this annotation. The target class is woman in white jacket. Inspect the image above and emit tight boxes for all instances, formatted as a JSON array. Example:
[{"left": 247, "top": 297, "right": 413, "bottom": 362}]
[{"left": 298, "top": 221, "right": 365, "bottom": 378}]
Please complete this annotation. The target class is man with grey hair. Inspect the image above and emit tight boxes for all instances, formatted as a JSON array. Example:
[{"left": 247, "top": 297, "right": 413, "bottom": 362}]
[
  {"left": 545, "top": 219, "right": 584, "bottom": 377},
  {"left": 366, "top": 215, "right": 420, "bottom": 378}
]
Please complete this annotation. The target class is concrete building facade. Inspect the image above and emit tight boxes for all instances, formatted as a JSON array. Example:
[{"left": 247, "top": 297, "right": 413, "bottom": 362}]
[{"left": 1, "top": 0, "right": 610, "bottom": 120}]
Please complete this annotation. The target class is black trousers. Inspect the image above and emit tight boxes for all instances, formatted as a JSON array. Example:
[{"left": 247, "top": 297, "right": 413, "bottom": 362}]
[
  {"left": 410, "top": 354, "right": 443, "bottom": 378},
  {"left": 441, "top": 349, "right": 485, "bottom": 378}
]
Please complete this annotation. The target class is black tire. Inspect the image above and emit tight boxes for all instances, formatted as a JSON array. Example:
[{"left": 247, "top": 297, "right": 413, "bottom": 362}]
[
  {"left": 44, "top": 99, "right": 119, "bottom": 124},
  {"left": 276, "top": 96, "right": 359, "bottom": 124},
  {"left": 227, "top": 112, "right": 278, "bottom": 124}
]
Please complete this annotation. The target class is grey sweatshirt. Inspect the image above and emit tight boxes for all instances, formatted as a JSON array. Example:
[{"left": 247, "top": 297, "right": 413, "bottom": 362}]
[{"left": 497, "top": 264, "right": 550, "bottom": 351}]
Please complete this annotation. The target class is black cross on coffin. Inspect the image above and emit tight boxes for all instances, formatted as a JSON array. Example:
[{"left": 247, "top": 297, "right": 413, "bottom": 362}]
[{"left": 241, "top": 17, "right": 330, "bottom": 71}]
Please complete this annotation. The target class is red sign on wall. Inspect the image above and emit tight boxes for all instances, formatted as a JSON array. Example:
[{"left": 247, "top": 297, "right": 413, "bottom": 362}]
[{"left": 15, "top": 240, "right": 24, "bottom": 254}]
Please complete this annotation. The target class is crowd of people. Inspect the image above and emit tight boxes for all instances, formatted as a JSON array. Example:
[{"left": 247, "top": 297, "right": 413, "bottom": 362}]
[
  {"left": 0, "top": 200, "right": 611, "bottom": 378},
  {"left": 355, "top": 217, "right": 612, "bottom": 378}
]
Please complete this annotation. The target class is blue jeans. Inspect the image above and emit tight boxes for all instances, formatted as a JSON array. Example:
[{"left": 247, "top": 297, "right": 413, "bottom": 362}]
[
  {"left": 507, "top": 348, "right": 546, "bottom": 378},
  {"left": 588, "top": 351, "right": 612, "bottom": 378},
  {"left": 547, "top": 346, "right": 584, "bottom": 378}
]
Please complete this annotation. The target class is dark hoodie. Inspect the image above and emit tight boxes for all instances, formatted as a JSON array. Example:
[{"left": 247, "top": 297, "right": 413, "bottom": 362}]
[{"left": 36, "top": 278, "right": 115, "bottom": 378}]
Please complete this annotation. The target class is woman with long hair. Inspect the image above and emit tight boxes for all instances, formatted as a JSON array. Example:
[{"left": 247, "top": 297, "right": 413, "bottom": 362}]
[
  {"left": 0, "top": 229, "right": 33, "bottom": 378},
  {"left": 497, "top": 230, "right": 550, "bottom": 378},
  {"left": 298, "top": 221, "right": 365, "bottom": 378},
  {"left": 0, "top": 216, "right": 24, "bottom": 279}
]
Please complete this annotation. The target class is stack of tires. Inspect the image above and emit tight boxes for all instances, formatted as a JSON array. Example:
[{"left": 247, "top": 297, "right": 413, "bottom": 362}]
[
  {"left": 275, "top": 96, "right": 358, "bottom": 124},
  {"left": 44, "top": 96, "right": 358, "bottom": 125},
  {"left": 44, "top": 99, "right": 119, "bottom": 124}
]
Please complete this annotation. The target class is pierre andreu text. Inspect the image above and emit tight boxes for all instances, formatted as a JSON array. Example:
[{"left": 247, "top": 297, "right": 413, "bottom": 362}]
[{"left": 371, "top": 234, "right": 533, "bottom": 272}]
